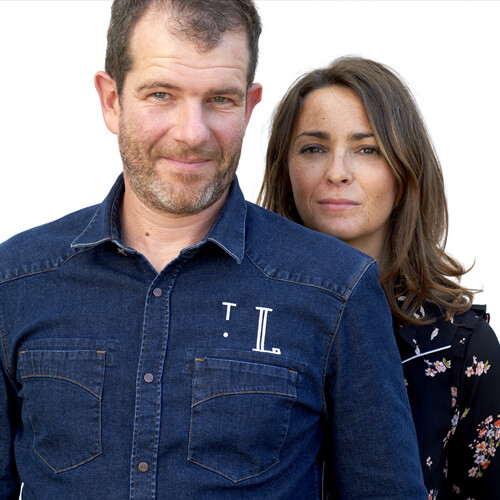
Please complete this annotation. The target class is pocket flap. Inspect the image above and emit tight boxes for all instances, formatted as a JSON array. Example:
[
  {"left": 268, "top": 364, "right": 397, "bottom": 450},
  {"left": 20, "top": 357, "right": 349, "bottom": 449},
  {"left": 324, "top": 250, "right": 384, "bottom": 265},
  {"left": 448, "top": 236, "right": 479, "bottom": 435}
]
[
  {"left": 19, "top": 349, "right": 105, "bottom": 399},
  {"left": 193, "top": 357, "right": 297, "bottom": 406}
]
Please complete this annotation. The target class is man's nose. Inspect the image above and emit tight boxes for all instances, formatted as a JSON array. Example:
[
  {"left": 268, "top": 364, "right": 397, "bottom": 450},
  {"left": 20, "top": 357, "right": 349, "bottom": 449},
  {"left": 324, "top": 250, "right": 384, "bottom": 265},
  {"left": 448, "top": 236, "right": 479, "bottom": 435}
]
[{"left": 171, "top": 101, "right": 211, "bottom": 147}]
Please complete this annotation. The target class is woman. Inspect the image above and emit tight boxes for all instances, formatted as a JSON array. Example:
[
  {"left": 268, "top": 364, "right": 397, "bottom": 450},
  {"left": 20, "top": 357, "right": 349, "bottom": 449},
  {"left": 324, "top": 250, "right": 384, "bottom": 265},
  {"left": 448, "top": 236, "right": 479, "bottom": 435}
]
[{"left": 259, "top": 56, "right": 500, "bottom": 499}]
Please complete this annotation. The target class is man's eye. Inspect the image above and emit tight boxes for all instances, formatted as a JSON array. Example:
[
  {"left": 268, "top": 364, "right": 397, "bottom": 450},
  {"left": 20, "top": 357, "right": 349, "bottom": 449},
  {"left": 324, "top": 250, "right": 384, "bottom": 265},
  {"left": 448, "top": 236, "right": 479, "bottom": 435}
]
[
  {"left": 212, "top": 96, "right": 230, "bottom": 104},
  {"left": 152, "top": 92, "right": 168, "bottom": 99}
]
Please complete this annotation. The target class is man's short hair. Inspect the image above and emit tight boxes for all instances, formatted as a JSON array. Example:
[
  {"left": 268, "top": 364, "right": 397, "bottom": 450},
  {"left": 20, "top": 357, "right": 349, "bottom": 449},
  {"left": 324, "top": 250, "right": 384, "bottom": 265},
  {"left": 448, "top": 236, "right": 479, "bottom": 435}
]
[{"left": 105, "top": 0, "right": 262, "bottom": 95}]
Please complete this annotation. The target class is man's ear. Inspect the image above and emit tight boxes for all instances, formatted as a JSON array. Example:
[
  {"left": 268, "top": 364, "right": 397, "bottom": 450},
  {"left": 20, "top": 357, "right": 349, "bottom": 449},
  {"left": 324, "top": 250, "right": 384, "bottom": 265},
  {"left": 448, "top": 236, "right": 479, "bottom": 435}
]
[
  {"left": 95, "top": 71, "right": 121, "bottom": 135},
  {"left": 244, "top": 82, "right": 263, "bottom": 128}
]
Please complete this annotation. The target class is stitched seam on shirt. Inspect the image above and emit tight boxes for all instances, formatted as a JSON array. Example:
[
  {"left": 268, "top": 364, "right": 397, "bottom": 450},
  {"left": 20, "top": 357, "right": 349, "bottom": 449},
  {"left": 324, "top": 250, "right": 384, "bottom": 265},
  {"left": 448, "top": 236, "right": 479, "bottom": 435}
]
[
  {"left": 188, "top": 396, "right": 294, "bottom": 482},
  {"left": 98, "top": 358, "right": 104, "bottom": 460},
  {"left": 187, "top": 360, "right": 293, "bottom": 483},
  {"left": 34, "top": 447, "right": 102, "bottom": 473},
  {"left": 187, "top": 456, "right": 279, "bottom": 483},
  {"left": 133, "top": 292, "right": 153, "bottom": 499},
  {"left": 338, "top": 257, "right": 374, "bottom": 301},
  {"left": 319, "top": 298, "right": 347, "bottom": 414},
  {"left": 29, "top": 357, "right": 104, "bottom": 474},
  {"left": 319, "top": 258, "right": 375, "bottom": 413},
  {"left": 207, "top": 238, "right": 242, "bottom": 263},
  {"left": 151, "top": 303, "right": 164, "bottom": 499},
  {"left": 71, "top": 206, "right": 103, "bottom": 246},
  {"left": 108, "top": 181, "right": 123, "bottom": 242},
  {"left": 0, "top": 315, "right": 15, "bottom": 380},
  {"left": 192, "top": 390, "right": 297, "bottom": 407},
  {"left": 149, "top": 264, "right": 181, "bottom": 498},
  {"left": 244, "top": 253, "right": 345, "bottom": 299},
  {"left": 20, "top": 374, "right": 102, "bottom": 399},
  {"left": 187, "top": 357, "right": 199, "bottom": 463},
  {"left": 0, "top": 245, "right": 98, "bottom": 287}
]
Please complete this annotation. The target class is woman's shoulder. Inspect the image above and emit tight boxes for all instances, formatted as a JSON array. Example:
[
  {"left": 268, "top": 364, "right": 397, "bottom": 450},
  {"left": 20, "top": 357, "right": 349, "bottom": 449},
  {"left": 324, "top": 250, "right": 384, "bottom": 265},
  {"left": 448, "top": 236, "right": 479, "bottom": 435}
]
[
  {"left": 394, "top": 303, "right": 496, "bottom": 363},
  {"left": 457, "top": 305, "right": 499, "bottom": 366},
  {"left": 453, "top": 304, "right": 490, "bottom": 331},
  {"left": 451, "top": 304, "right": 498, "bottom": 359},
  {"left": 394, "top": 303, "right": 455, "bottom": 360}
]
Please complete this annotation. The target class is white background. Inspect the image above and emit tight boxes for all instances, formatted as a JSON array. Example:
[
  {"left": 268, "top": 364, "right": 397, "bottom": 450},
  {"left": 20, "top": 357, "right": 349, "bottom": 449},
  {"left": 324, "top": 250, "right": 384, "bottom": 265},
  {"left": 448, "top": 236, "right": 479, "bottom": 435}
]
[{"left": 0, "top": 1, "right": 498, "bottom": 328}]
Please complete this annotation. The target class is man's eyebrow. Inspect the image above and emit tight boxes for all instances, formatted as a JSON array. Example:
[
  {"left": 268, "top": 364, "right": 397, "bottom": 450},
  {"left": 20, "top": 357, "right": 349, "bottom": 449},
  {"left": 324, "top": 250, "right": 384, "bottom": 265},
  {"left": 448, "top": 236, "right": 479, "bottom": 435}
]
[
  {"left": 208, "top": 87, "right": 245, "bottom": 100},
  {"left": 135, "top": 81, "right": 180, "bottom": 93},
  {"left": 135, "top": 81, "right": 245, "bottom": 100}
]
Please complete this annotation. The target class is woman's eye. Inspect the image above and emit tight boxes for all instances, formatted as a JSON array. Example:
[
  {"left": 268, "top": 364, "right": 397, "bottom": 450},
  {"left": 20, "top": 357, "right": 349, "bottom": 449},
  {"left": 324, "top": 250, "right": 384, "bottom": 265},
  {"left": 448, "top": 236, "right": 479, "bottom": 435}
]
[
  {"left": 359, "top": 146, "right": 379, "bottom": 155},
  {"left": 300, "top": 145, "right": 325, "bottom": 154}
]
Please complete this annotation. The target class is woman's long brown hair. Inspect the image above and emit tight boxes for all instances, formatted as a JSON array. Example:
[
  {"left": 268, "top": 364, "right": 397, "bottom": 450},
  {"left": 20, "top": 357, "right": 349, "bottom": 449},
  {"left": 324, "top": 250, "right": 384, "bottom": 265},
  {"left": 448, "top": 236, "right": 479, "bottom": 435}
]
[{"left": 258, "top": 56, "right": 475, "bottom": 324}]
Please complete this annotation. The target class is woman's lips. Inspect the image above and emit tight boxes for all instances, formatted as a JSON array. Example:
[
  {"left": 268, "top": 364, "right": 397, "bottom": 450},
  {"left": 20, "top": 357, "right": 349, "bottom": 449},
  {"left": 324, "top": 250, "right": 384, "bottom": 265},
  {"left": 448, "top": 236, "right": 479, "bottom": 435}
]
[{"left": 317, "top": 198, "right": 360, "bottom": 210}]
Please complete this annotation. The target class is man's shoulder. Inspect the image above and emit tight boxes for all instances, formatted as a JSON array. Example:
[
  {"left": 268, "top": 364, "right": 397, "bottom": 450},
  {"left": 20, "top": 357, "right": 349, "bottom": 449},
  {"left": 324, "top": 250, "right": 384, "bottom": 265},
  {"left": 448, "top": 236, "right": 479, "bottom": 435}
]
[
  {"left": 0, "top": 204, "right": 99, "bottom": 285},
  {"left": 244, "top": 202, "right": 376, "bottom": 298}
]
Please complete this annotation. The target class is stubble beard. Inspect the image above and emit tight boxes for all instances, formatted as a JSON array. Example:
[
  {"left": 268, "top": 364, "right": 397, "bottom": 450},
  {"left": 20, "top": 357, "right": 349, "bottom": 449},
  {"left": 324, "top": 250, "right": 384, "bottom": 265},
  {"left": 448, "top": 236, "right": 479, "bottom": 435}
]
[{"left": 118, "top": 123, "right": 242, "bottom": 216}]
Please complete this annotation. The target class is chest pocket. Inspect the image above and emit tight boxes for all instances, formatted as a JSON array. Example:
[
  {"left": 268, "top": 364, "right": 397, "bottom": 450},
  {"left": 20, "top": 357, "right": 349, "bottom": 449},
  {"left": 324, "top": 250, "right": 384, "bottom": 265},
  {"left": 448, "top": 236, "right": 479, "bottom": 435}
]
[
  {"left": 188, "top": 357, "right": 298, "bottom": 482},
  {"left": 17, "top": 348, "right": 106, "bottom": 473}
]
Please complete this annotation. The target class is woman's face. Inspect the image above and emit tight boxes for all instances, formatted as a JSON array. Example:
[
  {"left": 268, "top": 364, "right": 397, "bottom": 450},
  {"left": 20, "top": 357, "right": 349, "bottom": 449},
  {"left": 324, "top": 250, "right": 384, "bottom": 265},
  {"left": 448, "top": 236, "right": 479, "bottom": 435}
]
[{"left": 288, "top": 85, "right": 397, "bottom": 259}]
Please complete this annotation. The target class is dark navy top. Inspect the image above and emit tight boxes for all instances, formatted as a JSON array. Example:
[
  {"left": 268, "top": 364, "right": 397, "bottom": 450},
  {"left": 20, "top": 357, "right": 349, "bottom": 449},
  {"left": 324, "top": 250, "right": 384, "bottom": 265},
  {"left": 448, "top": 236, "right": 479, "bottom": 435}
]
[{"left": 396, "top": 303, "right": 500, "bottom": 499}]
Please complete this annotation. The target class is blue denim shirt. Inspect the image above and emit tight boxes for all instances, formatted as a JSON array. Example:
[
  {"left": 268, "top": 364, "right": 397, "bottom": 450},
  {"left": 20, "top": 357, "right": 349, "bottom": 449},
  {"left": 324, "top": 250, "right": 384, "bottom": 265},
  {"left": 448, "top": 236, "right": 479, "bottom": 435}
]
[{"left": 0, "top": 175, "right": 426, "bottom": 499}]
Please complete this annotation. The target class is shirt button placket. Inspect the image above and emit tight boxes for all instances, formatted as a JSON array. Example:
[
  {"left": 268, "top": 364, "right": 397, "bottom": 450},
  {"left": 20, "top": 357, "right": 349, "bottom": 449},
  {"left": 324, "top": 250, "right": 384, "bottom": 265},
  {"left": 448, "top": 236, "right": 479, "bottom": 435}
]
[{"left": 130, "top": 281, "right": 170, "bottom": 499}]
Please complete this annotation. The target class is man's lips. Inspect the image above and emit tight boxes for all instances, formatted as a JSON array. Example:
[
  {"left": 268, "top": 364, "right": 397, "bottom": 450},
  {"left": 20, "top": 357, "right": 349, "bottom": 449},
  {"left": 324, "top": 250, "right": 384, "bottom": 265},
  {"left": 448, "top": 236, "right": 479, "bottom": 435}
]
[
  {"left": 160, "top": 157, "right": 212, "bottom": 170},
  {"left": 317, "top": 198, "right": 360, "bottom": 210}
]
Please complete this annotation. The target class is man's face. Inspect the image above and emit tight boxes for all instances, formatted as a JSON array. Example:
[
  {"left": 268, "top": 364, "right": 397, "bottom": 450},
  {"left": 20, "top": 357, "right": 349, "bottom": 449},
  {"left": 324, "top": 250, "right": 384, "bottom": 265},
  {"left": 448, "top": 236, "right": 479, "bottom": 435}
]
[{"left": 116, "top": 9, "right": 261, "bottom": 215}]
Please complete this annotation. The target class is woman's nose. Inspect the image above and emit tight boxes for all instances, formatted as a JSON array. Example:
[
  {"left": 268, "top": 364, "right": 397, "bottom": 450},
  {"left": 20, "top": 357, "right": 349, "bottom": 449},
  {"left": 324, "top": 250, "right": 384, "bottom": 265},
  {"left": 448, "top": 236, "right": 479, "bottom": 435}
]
[{"left": 325, "top": 152, "right": 353, "bottom": 184}]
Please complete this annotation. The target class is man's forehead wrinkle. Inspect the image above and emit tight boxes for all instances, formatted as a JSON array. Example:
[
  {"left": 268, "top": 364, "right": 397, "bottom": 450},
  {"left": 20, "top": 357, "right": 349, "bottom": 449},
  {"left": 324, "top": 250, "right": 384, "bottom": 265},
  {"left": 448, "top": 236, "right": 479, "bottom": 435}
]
[{"left": 148, "top": 58, "right": 247, "bottom": 73}]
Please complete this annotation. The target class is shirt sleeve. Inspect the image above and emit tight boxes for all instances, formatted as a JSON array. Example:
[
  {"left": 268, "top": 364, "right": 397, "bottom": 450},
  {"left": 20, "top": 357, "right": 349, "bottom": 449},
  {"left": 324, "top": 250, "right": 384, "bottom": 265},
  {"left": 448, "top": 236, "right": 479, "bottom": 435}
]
[
  {"left": 323, "top": 262, "right": 427, "bottom": 499},
  {"left": 0, "top": 333, "right": 21, "bottom": 499},
  {"left": 445, "top": 316, "right": 500, "bottom": 497}
]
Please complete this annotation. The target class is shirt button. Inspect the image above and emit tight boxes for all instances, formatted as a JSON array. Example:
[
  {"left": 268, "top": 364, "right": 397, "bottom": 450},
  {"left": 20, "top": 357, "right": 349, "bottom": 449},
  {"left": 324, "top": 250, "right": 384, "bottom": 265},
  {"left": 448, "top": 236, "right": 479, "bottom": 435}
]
[
  {"left": 138, "top": 462, "right": 149, "bottom": 473},
  {"left": 153, "top": 288, "right": 162, "bottom": 297},
  {"left": 144, "top": 373, "right": 154, "bottom": 383}
]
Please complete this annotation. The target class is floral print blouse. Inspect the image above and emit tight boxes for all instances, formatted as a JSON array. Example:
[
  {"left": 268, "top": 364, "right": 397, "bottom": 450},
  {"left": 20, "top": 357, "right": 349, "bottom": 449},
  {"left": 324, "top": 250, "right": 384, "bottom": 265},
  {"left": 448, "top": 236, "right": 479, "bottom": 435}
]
[{"left": 395, "top": 303, "right": 500, "bottom": 499}]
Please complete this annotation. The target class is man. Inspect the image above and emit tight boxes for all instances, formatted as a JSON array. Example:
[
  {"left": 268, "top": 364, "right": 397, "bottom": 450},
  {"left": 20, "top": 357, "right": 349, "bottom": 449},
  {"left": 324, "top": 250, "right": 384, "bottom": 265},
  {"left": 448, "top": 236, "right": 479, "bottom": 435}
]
[{"left": 0, "top": 1, "right": 426, "bottom": 498}]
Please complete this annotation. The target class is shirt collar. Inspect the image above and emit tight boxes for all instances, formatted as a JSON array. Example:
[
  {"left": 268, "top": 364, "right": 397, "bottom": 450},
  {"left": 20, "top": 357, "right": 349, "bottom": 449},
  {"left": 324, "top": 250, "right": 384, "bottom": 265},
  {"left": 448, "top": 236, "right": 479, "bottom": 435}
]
[
  {"left": 71, "top": 175, "right": 124, "bottom": 250},
  {"left": 205, "top": 176, "right": 246, "bottom": 264},
  {"left": 71, "top": 174, "right": 247, "bottom": 263}
]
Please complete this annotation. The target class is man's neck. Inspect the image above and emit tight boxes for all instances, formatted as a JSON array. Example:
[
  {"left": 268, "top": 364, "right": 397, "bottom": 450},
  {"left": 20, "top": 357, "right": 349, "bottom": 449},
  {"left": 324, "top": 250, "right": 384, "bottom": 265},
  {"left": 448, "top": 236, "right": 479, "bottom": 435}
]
[{"left": 120, "top": 180, "right": 228, "bottom": 273}]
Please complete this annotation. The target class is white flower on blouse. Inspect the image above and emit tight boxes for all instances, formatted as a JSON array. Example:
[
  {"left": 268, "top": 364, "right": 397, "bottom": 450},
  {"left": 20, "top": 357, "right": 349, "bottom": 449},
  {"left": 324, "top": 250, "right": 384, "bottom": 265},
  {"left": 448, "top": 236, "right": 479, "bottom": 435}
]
[{"left": 465, "top": 357, "right": 491, "bottom": 378}]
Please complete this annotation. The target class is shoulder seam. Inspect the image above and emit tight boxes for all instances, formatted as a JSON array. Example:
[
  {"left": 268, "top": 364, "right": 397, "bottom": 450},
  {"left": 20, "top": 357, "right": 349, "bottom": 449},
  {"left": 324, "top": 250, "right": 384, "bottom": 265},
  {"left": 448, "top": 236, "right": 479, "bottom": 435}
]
[
  {"left": 319, "top": 257, "right": 377, "bottom": 412},
  {"left": 0, "top": 246, "right": 95, "bottom": 287},
  {"left": 244, "top": 251, "right": 375, "bottom": 300},
  {"left": 341, "top": 256, "right": 376, "bottom": 300}
]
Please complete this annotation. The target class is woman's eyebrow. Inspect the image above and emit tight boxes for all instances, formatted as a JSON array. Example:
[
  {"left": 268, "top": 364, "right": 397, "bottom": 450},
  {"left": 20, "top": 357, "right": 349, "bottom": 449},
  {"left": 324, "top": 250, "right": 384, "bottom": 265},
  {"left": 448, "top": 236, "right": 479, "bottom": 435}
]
[
  {"left": 295, "top": 130, "right": 330, "bottom": 140},
  {"left": 350, "top": 132, "right": 374, "bottom": 141},
  {"left": 294, "top": 131, "right": 375, "bottom": 141}
]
